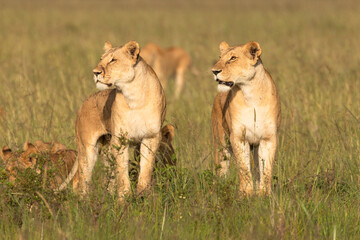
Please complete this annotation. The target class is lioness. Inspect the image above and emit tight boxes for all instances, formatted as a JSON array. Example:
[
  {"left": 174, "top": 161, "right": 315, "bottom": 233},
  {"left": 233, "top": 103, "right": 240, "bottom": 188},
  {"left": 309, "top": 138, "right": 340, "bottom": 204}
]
[
  {"left": 1, "top": 142, "right": 78, "bottom": 189},
  {"left": 140, "top": 43, "right": 191, "bottom": 98},
  {"left": 58, "top": 124, "right": 176, "bottom": 191},
  {"left": 211, "top": 41, "right": 281, "bottom": 195},
  {"left": 73, "top": 41, "right": 166, "bottom": 200},
  {"left": 134, "top": 124, "right": 176, "bottom": 167}
]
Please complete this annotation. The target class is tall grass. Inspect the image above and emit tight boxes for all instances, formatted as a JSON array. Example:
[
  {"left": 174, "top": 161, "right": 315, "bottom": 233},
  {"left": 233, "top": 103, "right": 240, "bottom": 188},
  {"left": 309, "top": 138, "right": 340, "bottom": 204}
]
[{"left": 0, "top": 0, "right": 359, "bottom": 239}]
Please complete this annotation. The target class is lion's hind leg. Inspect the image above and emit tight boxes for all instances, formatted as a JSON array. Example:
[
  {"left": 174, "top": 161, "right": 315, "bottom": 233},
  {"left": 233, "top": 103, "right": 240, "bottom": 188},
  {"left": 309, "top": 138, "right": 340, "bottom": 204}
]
[
  {"left": 174, "top": 57, "right": 190, "bottom": 98},
  {"left": 77, "top": 136, "right": 100, "bottom": 196}
]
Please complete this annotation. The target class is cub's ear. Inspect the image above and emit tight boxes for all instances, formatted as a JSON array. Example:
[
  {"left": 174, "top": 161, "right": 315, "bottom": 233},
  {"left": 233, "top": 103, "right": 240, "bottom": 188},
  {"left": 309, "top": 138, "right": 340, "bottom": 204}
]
[
  {"left": 161, "top": 124, "right": 175, "bottom": 142},
  {"left": 124, "top": 41, "right": 140, "bottom": 61},
  {"left": 33, "top": 140, "right": 45, "bottom": 148},
  {"left": 23, "top": 141, "right": 36, "bottom": 152},
  {"left": 219, "top": 41, "right": 230, "bottom": 54},
  {"left": 103, "top": 41, "right": 113, "bottom": 52},
  {"left": 1, "top": 146, "right": 12, "bottom": 160},
  {"left": 245, "top": 41, "right": 262, "bottom": 64}
]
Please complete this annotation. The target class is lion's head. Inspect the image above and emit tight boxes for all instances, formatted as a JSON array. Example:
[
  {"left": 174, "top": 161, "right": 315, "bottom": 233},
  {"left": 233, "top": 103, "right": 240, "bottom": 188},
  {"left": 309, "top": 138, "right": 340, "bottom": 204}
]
[
  {"left": 93, "top": 41, "right": 141, "bottom": 90},
  {"left": 132, "top": 124, "right": 176, "bottom": 174},
  {"left": 1, "top": 143, "right": 38, "bottom": 182},
  {"left": 157, "top": 124, "right": 176, "bottom": 166},
  {"left": 0, "top": 141, "right": 68, "bottom": 182},
  {"left": 212, "top": 41, "right": 262, "bottom": 92}
]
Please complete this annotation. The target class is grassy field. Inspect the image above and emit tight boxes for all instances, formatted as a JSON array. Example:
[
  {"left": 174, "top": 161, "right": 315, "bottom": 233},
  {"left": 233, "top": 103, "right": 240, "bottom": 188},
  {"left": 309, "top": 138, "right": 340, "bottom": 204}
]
[{"left": 0, "top": 0, "right": 360, "bottom": 239}]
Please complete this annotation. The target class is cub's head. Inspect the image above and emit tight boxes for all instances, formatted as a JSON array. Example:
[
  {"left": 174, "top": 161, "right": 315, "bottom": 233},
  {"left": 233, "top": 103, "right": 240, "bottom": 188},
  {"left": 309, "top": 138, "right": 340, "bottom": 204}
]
[
  {"left": 158, "top": 124, "right": 176, "bottom": 166},
  {"left": 212, "top": 41, "right": 262, "bottom": 92},
  {"left": 132, "top": 124, "right": 176, "bottom": 169},
  {"left": 93, "top": 41, "right": 141, "bottom": 90},
  {"left": 1, "top": 143, "right": 38, "bottom": 182}
]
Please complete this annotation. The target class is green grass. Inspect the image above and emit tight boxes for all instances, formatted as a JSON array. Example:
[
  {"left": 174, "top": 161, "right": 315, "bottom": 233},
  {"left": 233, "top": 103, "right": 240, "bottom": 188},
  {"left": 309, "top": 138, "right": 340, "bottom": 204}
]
[{"left": 1, "top": 0, "right": 360, "bottom": 239}]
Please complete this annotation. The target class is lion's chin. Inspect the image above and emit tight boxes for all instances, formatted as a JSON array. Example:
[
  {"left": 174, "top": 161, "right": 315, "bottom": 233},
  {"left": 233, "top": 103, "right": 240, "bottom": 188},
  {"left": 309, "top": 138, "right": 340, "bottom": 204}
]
[{"left": 217, "top": 84, "right": 232, "bottom": 93}]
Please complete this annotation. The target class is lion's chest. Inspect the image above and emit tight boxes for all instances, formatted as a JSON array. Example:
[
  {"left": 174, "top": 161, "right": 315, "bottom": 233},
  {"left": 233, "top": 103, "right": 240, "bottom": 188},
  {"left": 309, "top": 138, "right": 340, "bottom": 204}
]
[
  {"left": 230, "top": 105, "right": 276, "bottom": 145},
  {"left": 112, "top": 106, "right": 161, "bottom": 140}
]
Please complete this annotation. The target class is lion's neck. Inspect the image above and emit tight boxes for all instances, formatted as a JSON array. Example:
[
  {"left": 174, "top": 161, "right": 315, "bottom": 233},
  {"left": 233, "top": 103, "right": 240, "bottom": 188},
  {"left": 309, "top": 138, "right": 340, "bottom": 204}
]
[
  {"left": 118, "top": 61, "right": 151, "bottom": 109},
  {"left": 237, "top": 64, "right": 269, "bottom": 105}
]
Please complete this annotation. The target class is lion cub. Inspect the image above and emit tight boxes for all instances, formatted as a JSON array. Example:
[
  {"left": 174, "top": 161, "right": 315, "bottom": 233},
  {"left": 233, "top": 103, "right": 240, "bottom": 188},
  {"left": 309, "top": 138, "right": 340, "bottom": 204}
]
[
  {"left": 133, "top": 124, "right": 176, "bottom": 167},
  {"left": 33, "top": 140, "right": 67, "bottom": 152},
  {"left": 1, "top": 143, "right": 39, "bottom": 183},
  {"left": 211, "top": 41, "right": 281, "bottom": 196},
  {"left": 141, "top": 43, "right": 191, "bottom": 98},
  {"left": 1, "top": 141, "right": 78, "bottom": 189},
  {"left": 73, "top": 41, "right": 166, "bottom": 200}
]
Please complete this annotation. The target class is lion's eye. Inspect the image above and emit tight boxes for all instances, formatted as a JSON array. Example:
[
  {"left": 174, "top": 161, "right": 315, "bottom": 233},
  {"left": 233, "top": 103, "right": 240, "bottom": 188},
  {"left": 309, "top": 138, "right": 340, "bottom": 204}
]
[
  {"left": 230, "top": 56, "right": 237, "bottom": 61},
  {"left": 110, "top": 58, "right": 116, "bottom": 63}
]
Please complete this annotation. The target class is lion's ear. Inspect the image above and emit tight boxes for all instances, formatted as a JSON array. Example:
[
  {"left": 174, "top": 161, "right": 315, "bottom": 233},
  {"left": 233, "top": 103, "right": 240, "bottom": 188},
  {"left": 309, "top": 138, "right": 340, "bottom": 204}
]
[
  {"left": 161, "top": 124, "right": 175, "bottom": 142},
  {"left": 219, "top": 41, "right": 230, "bottom": 54},
  {"left": 23, "top": 141, "right": 36, "bottom": 153},
  {"left": 124, "top": 41, "right": 140, "bottom": 61},
  {"left": 103, "top": 41, "right": 113, "bottom": 52},
  {"left": 245, "top": 41, "right": 262, "bottom": 64},
  {"left": 1, "top": 146, "right": 12, "bottom": 160}
]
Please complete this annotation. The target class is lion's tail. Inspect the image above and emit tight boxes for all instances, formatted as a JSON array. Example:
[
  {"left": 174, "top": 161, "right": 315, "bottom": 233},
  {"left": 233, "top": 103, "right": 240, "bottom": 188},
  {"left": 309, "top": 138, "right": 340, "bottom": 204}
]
[{"left": 56, "top": 159, "right": 78, "bottom": 192}]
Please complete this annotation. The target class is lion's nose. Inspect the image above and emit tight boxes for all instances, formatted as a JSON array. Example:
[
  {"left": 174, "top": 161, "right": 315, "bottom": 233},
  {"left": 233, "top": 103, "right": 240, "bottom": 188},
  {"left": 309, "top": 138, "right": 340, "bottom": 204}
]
[
  {"left": 93, "top": 69, "right": 102, "bottom": 76},
  {"left": 212, "top": 70, "right": 222, "bottom": 76}
]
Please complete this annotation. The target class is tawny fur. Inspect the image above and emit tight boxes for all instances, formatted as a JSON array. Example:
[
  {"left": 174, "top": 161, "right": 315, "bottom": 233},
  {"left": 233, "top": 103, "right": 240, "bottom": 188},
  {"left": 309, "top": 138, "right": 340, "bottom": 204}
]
[
  {"left": 73, "top": 41, "right": 166, "bottom": 200},
  {"left": 140, "top": 43, "right": 191, "bottom": 98},
  {"left": 57, "top": 124, "right": 176, "bottom": 192},
  {"left": 133, "top": 124, "right": 176, "bottom": 167},
  {"left": 211, "top": 41, "right": 281, "bottom": 196},
  {"left": 0, "top": 142, "right": 78, "bottom": 189},
  {"left": 33, "top": 140, "right": 67, "bottom": 152}
]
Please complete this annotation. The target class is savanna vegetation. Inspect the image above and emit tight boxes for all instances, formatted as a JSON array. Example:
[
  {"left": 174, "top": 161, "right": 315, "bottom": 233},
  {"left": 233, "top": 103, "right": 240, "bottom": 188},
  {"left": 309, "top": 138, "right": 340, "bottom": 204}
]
[{"left": 0, "top": 0, "right": 359, "bottom": 239}]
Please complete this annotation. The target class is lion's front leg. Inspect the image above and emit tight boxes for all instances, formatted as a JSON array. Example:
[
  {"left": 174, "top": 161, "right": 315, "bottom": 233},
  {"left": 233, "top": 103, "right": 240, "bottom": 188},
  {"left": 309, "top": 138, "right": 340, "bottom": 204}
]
[
  {"left": 211, "top": 103, "right": 230, "bottom": 177},
  {"left": 230, "top": 132, "right": 253, "bottom": 196},
  {"left": 258, "top": 137, "right": 277, "bottom": 195},
  {"left": 137, "top": 134, "right": 161, "bottom": 196},
  {"left": 111, "top": 137, "right": 130, "bottom": 201}
]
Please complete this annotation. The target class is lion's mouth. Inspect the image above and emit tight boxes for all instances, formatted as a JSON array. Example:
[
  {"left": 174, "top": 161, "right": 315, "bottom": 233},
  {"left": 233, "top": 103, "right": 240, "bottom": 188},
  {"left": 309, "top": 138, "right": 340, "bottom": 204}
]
[
  {"left": 96, "top": 80, "right": 113, "bottom": 87},
  {"left": 216, "top": 79, "right": 234, "bottom": 87}
]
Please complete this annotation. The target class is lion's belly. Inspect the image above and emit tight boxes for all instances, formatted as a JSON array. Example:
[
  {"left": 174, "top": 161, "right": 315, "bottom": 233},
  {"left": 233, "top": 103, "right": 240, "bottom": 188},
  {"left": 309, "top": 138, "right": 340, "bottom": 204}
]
[
  {"left": 113, "top": 107, "right": 161, "bottom": 140},
  {"left": 231, "top": 106, "right": 275, "bottom": 145}
]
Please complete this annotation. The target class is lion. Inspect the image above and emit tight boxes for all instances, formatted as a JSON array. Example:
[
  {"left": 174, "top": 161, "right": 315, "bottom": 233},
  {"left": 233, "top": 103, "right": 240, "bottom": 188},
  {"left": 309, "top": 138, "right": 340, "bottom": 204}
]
[
  {"left": 58, "top": 124, "right": 176, "bottom": 191},
  {"left": 211, "top": 41, "right": 281, "bottom": 196},
  {"left": 1, "top": 142, "right": 78, "bottom": 189},
  {"left": 1, "top": 143, "right": 38, "bottom": 182},
  {"left": 140, "top": 42, "right": 191, "bottom": 98},
  {"left": 69, "top": 41, "right": 166, "bottom": 200},
  {"left": 33, "top": 140, "right": 67, "bottom": 152},
  {"left": 133, "top": 124, "right": 176, "bottom": 167}
]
